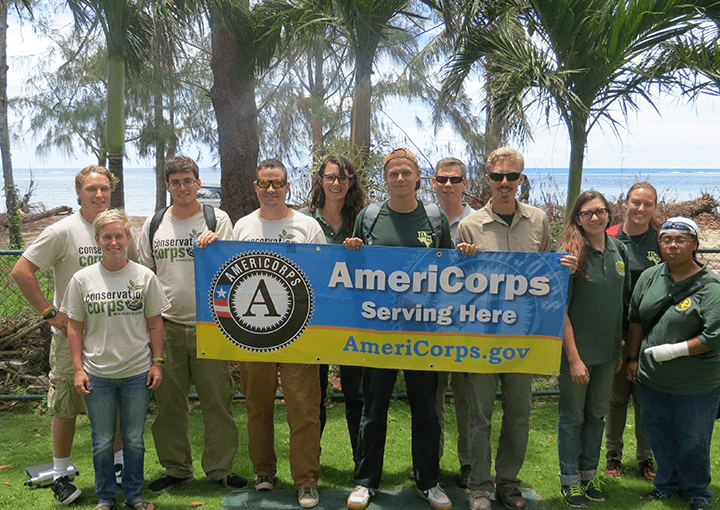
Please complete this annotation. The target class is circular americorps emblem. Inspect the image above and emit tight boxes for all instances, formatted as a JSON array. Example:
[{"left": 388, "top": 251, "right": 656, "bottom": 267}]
[{"left": 210, "top": 251, "right": 313, "bottom": 351}]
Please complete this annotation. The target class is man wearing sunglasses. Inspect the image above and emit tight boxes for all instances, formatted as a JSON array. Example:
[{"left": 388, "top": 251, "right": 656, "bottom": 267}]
[
  {"left": 457, "top": 148, "right": 551, "bottom": 510},
  {"left": 431, "top": 157, "right": 475, "bottom": 488},
  {"left": 230, "top": 159, "right": 326, "bottom": 508},
  {"left": 138, "top": 157, "right": 246, "bottom": 493}
]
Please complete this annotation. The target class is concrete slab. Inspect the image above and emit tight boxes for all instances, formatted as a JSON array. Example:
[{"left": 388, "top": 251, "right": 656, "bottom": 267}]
[{"left": 223, "top": 487, "right": 546, "bottom": 510}]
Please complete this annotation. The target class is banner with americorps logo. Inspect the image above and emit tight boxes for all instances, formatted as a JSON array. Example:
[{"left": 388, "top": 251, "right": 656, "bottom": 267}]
[{"left": 194, "top": 241, "right": 570, "bottom": 375}]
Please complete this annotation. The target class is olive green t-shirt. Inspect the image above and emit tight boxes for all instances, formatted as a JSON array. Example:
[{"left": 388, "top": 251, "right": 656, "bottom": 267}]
[
  {"left": 352, "top": 201, "right": 454, "bottom": 249},
  {"left": 629, "top": 263, "right": 720, "bottom": 396},
  {"left": 565, "top": 235, "right": 629, "bottom": 366}
]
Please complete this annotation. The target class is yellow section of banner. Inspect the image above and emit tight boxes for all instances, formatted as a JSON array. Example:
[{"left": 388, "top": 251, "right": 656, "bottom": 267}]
[{"left": 197, "top": 322, "right": 562, "bottom": 375}]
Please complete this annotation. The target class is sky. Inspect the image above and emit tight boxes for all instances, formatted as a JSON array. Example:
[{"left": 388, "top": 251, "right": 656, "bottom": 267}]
[{"left": 5, "top": 8, "right": 720, "bottom": 171}]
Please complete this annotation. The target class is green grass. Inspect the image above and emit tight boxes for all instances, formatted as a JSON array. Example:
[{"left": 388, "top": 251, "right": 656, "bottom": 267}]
[{"left": 1, "top": 396, "right": 719, "bottom": 509}]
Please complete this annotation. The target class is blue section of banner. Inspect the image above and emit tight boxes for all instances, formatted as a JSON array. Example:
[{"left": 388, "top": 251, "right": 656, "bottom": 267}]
[{"left": 195, "top": 242, "right": 569, "bottom": 339}]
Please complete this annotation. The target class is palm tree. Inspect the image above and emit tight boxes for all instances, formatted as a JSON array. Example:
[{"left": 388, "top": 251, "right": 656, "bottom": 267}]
[
  {"left": 442, "top": 0, "right": 702, "bottom": 216},
  {"left": 268, "top": 0, "right": 422, "bottom": 163},
  {"left": 67, "top": 0, "right": 154, "bottom": 209}
]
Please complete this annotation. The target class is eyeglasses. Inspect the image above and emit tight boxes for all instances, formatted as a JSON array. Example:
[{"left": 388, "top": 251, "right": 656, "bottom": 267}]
[
  {"left": 435, "top": 175, "right": 464, "bottom": 184},
  {"left": 660, "top": 236, "right": 692, "bottom": 247},
  {"left": 322, "top": 174, "right": 350, "bottom": 184},
  {"left": 487, "top": 171, "right": 522, "bottom": 182},
  {"left": 577, "top": 208, "right": 609, "bottom": 220},
  {"left": 256, "top": 178, "right": 287, "bottom": 189},
  {"left": 168, "top": 179, "right": 197, "bottom": 189}
]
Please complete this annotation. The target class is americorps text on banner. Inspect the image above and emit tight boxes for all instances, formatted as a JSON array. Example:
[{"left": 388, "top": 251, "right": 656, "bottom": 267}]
[{"left": 194, "top": 242, "right": 570, "bottom": 375}]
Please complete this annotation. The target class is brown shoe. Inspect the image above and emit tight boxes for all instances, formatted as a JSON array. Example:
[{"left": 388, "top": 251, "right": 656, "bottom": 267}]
[
  {"left": 604, "top": 455, "right": 622, "bottom": 477},
  {"left": 639, "top": 459, "right": 656, "bottom": 480},
  {"left": 496, "top": 486, "right": 526, "bottom": 510},
  {"left": 469, "top": 489, "right": 491, "bottom": 510}
]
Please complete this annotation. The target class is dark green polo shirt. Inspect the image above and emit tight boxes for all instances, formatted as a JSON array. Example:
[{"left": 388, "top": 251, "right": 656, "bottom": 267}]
[
  {"left": 629, "top": 263, "right": 720, "bottom": 396},
  {"left": 299, "top": 207, "right": 347, "bottom": 245},
  {"left": 616, "top": 225, "right": 661, "bottom": 289},
  {"left": 565, "top": 234, "right": 629, "bottom": 365}
]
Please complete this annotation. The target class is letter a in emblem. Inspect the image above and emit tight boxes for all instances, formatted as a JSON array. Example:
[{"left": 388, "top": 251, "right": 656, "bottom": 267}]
[{"left": 243, "top": 279, "right": 281, "bottom": 317}]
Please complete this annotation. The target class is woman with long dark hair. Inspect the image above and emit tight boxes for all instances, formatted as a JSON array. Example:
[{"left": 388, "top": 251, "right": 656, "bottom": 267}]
[
  {"left": 301, "top": 154, "right": 366, "bottom": 466},
  {"left": 557, "top": 190, "right": 628, "bottom": 508}
]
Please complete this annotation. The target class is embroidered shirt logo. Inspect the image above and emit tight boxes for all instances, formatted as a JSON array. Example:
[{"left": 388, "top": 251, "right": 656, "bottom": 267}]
[
  {"left": 675, "top": 298, "right": 692, "bottom": 312},
  {"left": 417, "top": 231, "right": 433, "bottom": 247}
]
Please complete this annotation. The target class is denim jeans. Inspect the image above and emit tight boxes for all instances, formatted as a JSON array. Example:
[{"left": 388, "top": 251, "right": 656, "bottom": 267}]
[
  {"left": 84, "top": 372, "right": 150, "bottom": 505},
  {"left": 354, "top": 368, "right": 440, "bottom": 491},
  {"left": 641, "top": 384, "right": 720, "bottom": 501},
  {"left": 557, "top": 362, "right": 615, "bottom": 486}
]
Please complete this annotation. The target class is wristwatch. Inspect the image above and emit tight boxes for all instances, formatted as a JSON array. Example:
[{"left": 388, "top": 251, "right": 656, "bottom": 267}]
[
  {"left": 625, "top": 356, "right": 639, "bottom": 364},
  {"left": 42, "top": 307, "right": 57, "bottom": 321}
]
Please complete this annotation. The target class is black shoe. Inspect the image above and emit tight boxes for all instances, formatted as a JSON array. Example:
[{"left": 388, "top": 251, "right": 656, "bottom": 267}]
[
  {"left": 52, "top": 476, "right": 82, "bottom": 505},
  {"left": 690, "top": 498, "right": 712, "bottom": 510},
  {"left": 581, "top": 480, "right": 607, "bottom": 501},
  {"left": 561, "top": 485, "right": 588, "bottom": 508},
  {"left": 211, "top": 472, "right": 248, "bottom": 489},
  {"left": 458, "top": 464, "right": 471, "bottom": 488},
  {"left": 115, "top": 463, "right": 123, "bottom": 487},
  {"left": 496, "top": 486, "right": 527, "bottom": 509},
  {"left": 643, "top": 489, "right": 673, "bottom": 500},
  {"left": 148, "top": 473, "right": 195, "bottom": 492}
]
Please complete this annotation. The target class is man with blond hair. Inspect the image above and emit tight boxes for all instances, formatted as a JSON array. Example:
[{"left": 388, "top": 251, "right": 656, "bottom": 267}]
[
  {"left": 12, "top": 165, "right": 132, "bottom": 505},
  {"left": 344, "top": 148, "right": 455, "bottom": 510}
]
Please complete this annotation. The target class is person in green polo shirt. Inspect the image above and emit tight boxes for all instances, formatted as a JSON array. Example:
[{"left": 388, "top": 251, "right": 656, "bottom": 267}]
[
  {"left": 301, "top": 154, "right": 367, "bottom": 467},
  {"left": 626, "top": 217, "right": 720, "bottom": 510},
  {"left": 557, "top": 190, "right": 629, "bottom": 508}
]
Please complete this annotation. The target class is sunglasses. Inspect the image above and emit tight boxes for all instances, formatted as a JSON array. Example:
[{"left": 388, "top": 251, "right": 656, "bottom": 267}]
[
  {"left": 487, "top": 171, "right": 522, "bottom": 182},
  {"left": 660, "top": 220, "right": 695, "bottom": 233},
  {"left": 255, "top": 178, "right": 287, "bottom": 189},
  {"left": 435, "top": 175, "right": 464, "bottom": 184}
]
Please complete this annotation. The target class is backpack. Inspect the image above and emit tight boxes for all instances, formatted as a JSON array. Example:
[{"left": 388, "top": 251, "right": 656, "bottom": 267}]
[
  {"left": 148, "top": 204, "right": 216, "bottom": 258},
  {"left": 361, "top": 201, "right": 444, "bottom": 248}
]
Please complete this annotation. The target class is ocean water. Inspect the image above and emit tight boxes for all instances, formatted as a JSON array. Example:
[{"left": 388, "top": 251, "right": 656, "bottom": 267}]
[{"left": 3, "top": 167, "right": 719, "bottom": 216}]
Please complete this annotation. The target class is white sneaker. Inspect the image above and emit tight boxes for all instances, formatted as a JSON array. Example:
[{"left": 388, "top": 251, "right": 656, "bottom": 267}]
[
  {"left": 347, "top": 485, "right": 375, "bottom": 510},
  {"left": 298, "top": 486, "right": 319, "bottom": 508},
  {"left": 417, "top": 484, "right": 453, "bottom": 510}
]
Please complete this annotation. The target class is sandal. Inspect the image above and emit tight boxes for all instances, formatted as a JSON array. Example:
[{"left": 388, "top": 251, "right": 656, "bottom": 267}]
[
  {"left": 94, "top": 504, "right": 116, "bottom": 510},
  {"left": 125, "top": 501, "right": 155, "bottom": 510}
]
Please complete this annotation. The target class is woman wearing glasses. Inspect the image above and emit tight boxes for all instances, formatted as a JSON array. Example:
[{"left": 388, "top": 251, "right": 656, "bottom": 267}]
[
  {"left": 603, "top": 182, "right": 662, "bottom": 481},
  {"left": 301, "top": 155, "right": 366, "bottom": 467},
  {"left": 557, "top": 190, "right": 629, "bottom": 508},
  {"left": 626, "top": 218, "right": 720, "bottom": 510}
]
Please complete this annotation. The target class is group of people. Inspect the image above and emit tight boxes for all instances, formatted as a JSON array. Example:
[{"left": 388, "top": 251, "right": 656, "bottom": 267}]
[{"left": 11, "top": 146, "right": 720, "bottom": 510}]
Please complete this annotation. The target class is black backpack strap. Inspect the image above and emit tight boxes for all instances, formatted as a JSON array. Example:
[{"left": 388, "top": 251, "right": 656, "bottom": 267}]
[
  {"left": 202, "top": 204, "right": 217, "bottom": 233},
  {"left": 361, "top": 203, "right": 383, "bottom": 246},
  {"left": 422, "top": 202, "right": 444, "bottom": 248},
  {"left": 645, "top": 278, "right": 720, "bottom": 335},
  {"left": 148, "top": 206, "right": 170, "bottom": 256}
]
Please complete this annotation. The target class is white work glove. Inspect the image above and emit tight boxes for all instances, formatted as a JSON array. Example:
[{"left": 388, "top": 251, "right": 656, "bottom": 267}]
[{"left": 644, "top": 341, "right": 690, "bottom": 362}]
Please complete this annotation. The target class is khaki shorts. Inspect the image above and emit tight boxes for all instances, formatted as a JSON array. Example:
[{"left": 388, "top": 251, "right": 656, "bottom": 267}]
[{"left": 47, "top": 373, "right": 87, "bottom": 418}]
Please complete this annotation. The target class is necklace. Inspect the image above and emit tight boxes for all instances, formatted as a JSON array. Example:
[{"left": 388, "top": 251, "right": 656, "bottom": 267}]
[
  {"left": 626, "top": 228, "right": 648, "bottom": 248},
  {"left": 321, "top": 209, "right": 342, "bottom": 232}
]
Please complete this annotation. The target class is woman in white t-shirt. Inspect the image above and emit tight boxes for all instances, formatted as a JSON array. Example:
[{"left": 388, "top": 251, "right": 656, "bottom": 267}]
[{"left": 62, "top": 210, "right": 170, "bottom": 510}]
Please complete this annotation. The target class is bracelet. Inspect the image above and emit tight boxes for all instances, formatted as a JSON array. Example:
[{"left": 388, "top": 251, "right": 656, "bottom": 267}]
[
  {"left": 152, "top": 357, "right": 165, "bottom": 365},
  {"left": 625, "top": 356, "right": 639, "bottom": 363},
  {"left": 41, "top": 305, "right": 54, "bottom": 316},
  {"left": 152, "top": 362, "right": 164, "bottom": 368}
]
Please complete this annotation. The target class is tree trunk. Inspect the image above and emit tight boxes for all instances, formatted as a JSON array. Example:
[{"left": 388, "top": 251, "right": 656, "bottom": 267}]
[
  {"left": 209, "top": 16, "right": 259, "bottom": 224},
  {"left": 565, "top": 114, "right": 589, "bottom": 222},
  {"left": 350, "top": 52, "right": 373, "bottom": 165},
  {"left": 106, "top": 54, "right": 125, "bottom": 209},
  {"left": 0, "top": 1, "right": 21, "bottom": 248},
  {"left": 154, "top": 87, "right": 167, "bottom": 211}
]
